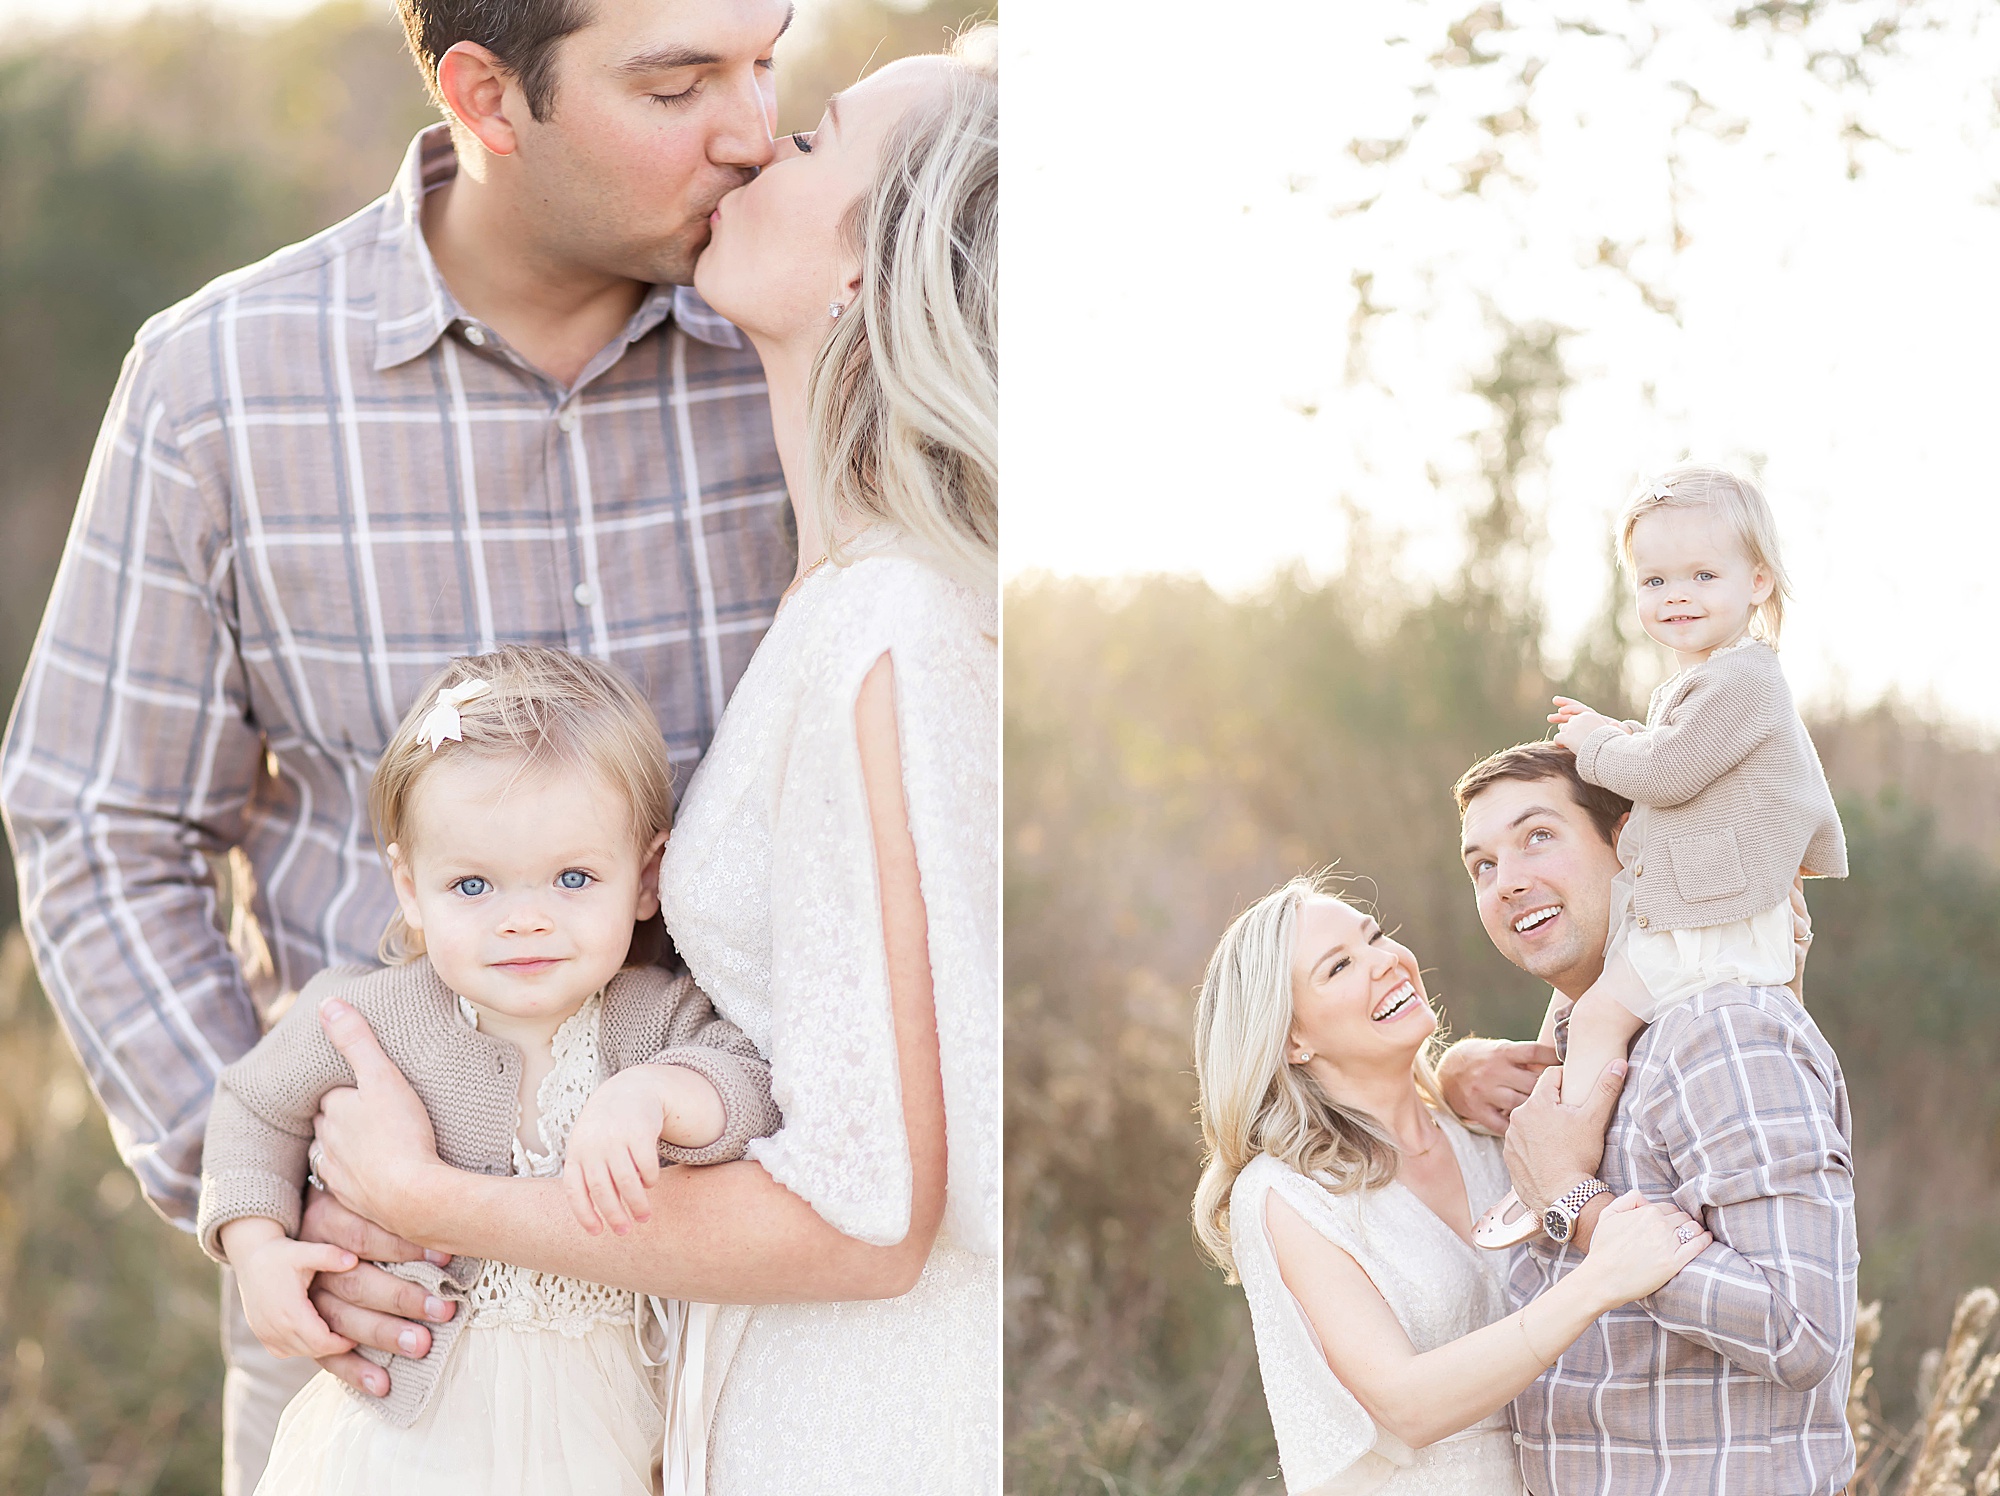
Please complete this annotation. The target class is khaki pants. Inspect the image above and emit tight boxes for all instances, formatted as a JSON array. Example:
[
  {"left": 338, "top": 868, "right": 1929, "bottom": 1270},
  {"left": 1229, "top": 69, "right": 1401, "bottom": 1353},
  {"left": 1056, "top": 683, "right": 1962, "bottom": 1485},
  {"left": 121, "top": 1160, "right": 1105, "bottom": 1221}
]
[{"left": 219, "top": 1267, "right": 319, "bottom": 1496}]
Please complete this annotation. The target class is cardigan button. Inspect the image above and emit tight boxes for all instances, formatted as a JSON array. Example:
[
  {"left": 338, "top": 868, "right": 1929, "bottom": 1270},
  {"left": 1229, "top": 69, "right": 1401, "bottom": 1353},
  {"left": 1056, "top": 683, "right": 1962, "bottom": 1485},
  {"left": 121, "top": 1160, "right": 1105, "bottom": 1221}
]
[
  {"left": 1636, "top": 915, "right": 1650, "bottom": 929},
  {"left": 1634, "top": 863, "right": 1644, "bottom": 877}
]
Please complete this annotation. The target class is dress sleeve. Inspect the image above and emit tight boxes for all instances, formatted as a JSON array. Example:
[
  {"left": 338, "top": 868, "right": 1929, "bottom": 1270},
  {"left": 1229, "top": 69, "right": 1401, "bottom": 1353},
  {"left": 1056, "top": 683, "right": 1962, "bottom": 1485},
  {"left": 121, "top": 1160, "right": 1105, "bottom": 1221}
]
[
  {"left": 747, "top": 567, "right": 998, "bottom": 1253},
  {"left": 1230, "top": 1163, "right": 1413, "bottom": 1495}
]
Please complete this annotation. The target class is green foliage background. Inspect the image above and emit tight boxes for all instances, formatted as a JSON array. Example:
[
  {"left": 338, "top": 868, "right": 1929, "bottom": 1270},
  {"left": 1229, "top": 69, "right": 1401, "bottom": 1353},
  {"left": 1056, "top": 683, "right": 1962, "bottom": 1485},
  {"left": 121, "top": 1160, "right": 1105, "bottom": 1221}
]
[
  {"left": 0, "top": 1, "right": 988, "bottom": 1488},
  {"left": 1003, "top": 345, "right": 2000, "bottom": 1492}
]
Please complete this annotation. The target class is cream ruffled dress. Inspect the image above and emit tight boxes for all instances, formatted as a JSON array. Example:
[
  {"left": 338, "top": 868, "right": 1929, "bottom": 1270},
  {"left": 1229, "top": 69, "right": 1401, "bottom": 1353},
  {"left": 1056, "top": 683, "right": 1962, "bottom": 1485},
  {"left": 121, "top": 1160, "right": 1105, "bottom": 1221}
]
[{"left": 255, "top": 991, "right": 666, "bottom": 1496}]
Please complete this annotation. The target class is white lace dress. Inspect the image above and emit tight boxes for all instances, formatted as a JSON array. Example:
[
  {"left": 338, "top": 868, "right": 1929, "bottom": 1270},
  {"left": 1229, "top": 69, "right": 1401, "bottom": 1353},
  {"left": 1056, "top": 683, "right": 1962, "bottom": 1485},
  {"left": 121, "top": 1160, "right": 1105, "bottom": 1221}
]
[
  {"left": 256, "top": 993, "right": 665, "bottom": 1496},
  {"left": 658, "top": 549, "right": 998, "bottom": 1495},
  {"left": 1230, "top": 1116, "right": 1527, "bottom": 1496}
]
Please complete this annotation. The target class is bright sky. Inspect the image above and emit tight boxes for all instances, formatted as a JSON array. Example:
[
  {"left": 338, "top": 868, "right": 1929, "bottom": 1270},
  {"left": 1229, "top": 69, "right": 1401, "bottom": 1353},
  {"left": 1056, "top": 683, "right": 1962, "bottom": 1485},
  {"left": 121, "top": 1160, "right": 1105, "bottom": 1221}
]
[{"left": 1005, "top": 0, "right": 2000, "bottom": 737}]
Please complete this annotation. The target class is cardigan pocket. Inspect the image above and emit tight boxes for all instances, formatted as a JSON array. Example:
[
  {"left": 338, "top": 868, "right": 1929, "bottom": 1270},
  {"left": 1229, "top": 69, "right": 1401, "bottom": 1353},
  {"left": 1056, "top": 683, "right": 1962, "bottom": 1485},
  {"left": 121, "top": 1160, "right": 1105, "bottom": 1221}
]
[{"left": 1666, "top": 828, "right": 1748, "bottom": 903}]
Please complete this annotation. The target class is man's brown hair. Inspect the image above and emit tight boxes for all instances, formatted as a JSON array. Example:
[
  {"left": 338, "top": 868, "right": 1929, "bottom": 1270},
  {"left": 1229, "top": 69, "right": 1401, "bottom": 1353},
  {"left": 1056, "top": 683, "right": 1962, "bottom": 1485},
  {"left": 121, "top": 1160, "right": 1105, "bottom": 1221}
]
[
  {"left": 396, "top": 0, "right": 592, "bottom": 123},
  {"left": 1452, "top": 740, "right": 1632, "bottom": 848}
]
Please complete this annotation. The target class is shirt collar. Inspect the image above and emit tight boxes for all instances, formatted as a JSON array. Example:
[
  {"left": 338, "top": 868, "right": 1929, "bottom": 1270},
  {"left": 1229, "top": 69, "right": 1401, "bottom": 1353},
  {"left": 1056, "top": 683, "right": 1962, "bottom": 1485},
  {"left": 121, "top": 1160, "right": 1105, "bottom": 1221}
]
[{"left": 372, "top": 124, "right": 745, "bottom": 373}]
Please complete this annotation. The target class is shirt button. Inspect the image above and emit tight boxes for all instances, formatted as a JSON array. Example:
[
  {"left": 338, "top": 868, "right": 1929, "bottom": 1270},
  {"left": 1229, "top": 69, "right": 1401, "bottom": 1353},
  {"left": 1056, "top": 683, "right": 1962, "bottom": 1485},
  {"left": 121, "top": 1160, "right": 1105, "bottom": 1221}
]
[
  {"left": 573, "top": 582, "right": 598, "bottom": 607},
  {"left": 557, "top": 406, "right": 579, "bottom": 432},
  {"left": 463, "top": 324, "right": 487, "bottom": 346},
  {"left": 1513, "top": 1433, "right": 1525, "bottom": 1445}
]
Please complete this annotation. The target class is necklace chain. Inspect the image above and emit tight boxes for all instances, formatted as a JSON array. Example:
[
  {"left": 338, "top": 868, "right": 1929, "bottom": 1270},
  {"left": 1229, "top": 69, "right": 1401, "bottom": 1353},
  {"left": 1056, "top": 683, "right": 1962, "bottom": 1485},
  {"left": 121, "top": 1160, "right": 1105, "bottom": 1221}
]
[
  {"left": 1403, "top": 1114, "right": 1445, "bottom": 1158},
  {"left": 781, "top": 553, "right": 831, "bottom": 604}
]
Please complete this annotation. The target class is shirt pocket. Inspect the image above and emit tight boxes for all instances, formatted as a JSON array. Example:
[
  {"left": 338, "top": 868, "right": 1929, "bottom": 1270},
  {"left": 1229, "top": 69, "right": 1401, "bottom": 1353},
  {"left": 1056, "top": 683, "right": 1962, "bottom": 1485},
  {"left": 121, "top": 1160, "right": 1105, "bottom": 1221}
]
[{"left": 1665, "top": 828, "right": 1748, "bottom": 903}]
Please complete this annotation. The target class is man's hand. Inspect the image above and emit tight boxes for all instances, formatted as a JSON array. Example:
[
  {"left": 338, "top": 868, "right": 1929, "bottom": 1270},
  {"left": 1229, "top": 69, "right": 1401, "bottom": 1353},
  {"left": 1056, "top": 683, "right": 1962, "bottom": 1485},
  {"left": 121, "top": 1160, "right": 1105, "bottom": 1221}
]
[
  {"left": 298, "top": 1187, "right": 457, "bottom": 1398},
  {"left": 1502, "top": 1055, "right": 1628, "bottom": 1222},
  {"left": 1436, "top": 1037, "right": 1560, "bottom": 1135},
  {"left": 306, "top": 996, "right": 456, "bottom": 1398}
]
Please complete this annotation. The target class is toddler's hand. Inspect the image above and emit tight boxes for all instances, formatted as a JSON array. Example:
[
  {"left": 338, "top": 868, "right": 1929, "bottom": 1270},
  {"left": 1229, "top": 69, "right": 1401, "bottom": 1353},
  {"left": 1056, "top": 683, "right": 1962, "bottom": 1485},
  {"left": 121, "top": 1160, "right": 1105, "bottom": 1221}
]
[
  {"left": 1551, "top": 701, "right": 1617, "bottom": 754},
  {"left": 221, "top": 1217, "right": 359, "bottom": 1360},
  {"left": 564, "top": 1065, "right": 677, "bottom": 1236}
]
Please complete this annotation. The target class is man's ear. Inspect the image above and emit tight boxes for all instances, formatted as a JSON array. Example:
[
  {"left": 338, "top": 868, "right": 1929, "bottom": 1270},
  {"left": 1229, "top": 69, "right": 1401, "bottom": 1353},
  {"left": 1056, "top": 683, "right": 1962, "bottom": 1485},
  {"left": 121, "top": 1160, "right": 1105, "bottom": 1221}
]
[
  {"left": 388, "top": 842, "right": 425, "bottom": 934},
  {"left": 634, "top": 830, "right": 669, "bottom": 922},
  {"left": 436, "top": 41, "right": 524, "bottom": 158}
]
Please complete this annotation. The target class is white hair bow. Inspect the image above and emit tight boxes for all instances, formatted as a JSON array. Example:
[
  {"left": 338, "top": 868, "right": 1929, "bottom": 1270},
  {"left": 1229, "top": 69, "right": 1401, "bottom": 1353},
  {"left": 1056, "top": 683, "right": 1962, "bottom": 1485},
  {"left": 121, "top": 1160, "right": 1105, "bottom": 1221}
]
[
  {"left": 416, "top": 678, "right": 492, "bottom": 752},
  {"left": 1649, "top": 480, "right": 1675, "bottom": 501}
]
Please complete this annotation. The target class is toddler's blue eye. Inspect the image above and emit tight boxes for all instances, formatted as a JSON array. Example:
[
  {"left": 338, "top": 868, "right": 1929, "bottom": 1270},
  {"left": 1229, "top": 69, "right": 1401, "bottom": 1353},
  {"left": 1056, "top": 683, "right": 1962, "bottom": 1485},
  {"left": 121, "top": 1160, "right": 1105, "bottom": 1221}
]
[
  {"left": 455, "top": 877, "right": 489, "bottom": 897},
  {"left": 558, "top": 870, "right": 591, "bottom": 890}
]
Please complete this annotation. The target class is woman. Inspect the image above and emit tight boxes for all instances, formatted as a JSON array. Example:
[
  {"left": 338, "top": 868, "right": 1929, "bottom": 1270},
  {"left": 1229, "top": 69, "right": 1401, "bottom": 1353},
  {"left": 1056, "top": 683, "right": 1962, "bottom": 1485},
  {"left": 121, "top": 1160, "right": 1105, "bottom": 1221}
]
[
  {"left": 309, "top": 34, "right": 997, "bottom": 1494},
  {"left": 1194, "top": 873, "right": 1707, "bottom": 1495}
]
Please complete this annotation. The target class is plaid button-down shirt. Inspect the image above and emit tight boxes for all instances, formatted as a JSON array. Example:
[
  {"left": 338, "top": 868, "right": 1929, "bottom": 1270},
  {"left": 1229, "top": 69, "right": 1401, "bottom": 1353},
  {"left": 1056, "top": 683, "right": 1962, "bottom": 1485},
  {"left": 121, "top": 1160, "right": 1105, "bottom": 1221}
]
[
  {"left": 1508, "top": 983, "right": 1859, "bottom": 1495},
  {"left": 0, "top": 126, "right": 793, "bottom": 1227}
]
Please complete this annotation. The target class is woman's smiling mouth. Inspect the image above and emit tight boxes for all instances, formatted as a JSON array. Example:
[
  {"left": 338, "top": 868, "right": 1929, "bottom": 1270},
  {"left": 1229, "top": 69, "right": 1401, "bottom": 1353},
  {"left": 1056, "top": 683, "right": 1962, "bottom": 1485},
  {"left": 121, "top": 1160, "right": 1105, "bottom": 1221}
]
[{"left": 1371, "top": 980, "right": 1419, "bottom": 1021}]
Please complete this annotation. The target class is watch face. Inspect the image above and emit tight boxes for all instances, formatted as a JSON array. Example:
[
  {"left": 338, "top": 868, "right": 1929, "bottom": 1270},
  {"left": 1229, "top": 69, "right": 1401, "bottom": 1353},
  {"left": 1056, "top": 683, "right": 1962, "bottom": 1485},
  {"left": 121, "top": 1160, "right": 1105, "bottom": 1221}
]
[{"left": 1543, "top": 1206, "right": 1570, "bottom": 1241}]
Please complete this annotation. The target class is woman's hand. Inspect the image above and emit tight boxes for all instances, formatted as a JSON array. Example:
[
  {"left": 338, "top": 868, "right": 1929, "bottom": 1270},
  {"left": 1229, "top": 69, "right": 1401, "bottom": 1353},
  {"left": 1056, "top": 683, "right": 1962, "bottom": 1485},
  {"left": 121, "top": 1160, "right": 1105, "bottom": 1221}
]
[
  {"left": 312, "top": 998, "right": 450, "bottom": 1241},
  {"left": 1573, "top": 1190, "right": 1711, "bottom": 1309}
]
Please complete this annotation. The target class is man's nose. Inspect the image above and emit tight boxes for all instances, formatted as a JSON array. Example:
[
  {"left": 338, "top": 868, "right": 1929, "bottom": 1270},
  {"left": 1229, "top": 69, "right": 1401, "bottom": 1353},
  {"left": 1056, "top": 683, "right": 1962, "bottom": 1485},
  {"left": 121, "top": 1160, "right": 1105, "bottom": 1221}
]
[{"left": 710, "top": 67, "right": 778, "bottom": 171}]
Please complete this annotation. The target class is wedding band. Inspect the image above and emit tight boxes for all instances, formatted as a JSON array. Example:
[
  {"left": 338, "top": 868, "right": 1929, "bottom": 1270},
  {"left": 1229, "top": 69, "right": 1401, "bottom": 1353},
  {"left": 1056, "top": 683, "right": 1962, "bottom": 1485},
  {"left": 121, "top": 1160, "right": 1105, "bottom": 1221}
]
[{"left": 1675, "top": 1222, "right": 1699, "bottom": 1245}]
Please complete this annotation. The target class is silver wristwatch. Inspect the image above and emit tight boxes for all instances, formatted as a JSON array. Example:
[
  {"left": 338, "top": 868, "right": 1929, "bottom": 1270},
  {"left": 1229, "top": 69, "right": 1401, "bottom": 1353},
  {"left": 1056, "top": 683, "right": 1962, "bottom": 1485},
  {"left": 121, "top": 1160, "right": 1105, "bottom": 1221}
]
[{"left": 1542, "top": 1178, "right": 1611, "bottom": 1244}]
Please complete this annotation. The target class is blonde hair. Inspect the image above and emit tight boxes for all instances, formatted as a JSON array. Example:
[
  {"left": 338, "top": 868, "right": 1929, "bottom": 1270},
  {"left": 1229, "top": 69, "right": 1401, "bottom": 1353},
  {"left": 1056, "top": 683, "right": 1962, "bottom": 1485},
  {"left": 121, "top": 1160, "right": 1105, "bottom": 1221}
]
[
  {"left": 803, "top": 26, "right": 997, "bottom": 597},
  {"left": 370, "top": 646, "right": 674, "bottom": 965},
  {"left": 1191, "top": 872, "right": 1447, "bottom": 1280},
  {"left": 1619, "top": 463, "right": 1792, "bottom": 645}
]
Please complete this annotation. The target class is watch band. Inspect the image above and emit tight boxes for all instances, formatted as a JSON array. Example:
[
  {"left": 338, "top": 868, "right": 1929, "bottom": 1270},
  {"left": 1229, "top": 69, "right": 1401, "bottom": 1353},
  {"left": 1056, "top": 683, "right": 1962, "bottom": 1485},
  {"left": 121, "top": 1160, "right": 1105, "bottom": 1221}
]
[{"left": 1543, "top": 1177, "right": 1610, "bottom": 1243}]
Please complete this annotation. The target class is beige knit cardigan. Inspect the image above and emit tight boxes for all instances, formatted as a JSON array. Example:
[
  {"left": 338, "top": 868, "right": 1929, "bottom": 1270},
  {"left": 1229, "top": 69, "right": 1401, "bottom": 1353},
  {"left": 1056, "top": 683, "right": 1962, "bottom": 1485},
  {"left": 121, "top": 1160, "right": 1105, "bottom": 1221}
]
[
  {"left": 1576, "top": 638, "right": 1847, "bottom": 932},
  {"left": 195, "top": 957, "right": 779, "bottom": 1428}
]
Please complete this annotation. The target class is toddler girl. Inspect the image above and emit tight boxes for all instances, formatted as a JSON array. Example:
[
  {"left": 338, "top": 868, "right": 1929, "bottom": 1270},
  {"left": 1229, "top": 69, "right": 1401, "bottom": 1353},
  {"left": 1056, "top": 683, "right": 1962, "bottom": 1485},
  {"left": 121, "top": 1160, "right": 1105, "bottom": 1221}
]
[
  {"left": 196, "top": 646, "right": 779, "bottom": 1493},
  {"left": 1477, "top": 465, "right": 1845, "bottom": 1248}
]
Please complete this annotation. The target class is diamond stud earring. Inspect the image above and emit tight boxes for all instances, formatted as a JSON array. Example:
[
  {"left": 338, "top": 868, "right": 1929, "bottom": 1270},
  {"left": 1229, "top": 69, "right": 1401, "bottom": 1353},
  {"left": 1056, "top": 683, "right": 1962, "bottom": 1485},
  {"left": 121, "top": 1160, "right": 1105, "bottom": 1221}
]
[{"left": 828, "top": 301, "right": 844, "bottom": 321}]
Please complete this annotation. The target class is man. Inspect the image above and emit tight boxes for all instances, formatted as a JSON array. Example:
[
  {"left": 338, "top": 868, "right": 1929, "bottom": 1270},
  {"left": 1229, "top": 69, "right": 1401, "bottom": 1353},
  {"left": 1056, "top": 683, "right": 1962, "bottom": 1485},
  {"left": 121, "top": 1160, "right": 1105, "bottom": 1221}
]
[
  {"left": 0, "top": 0, "right": 795, "bottom": 1487},
  {"left": 1440, "top": 740, "right": 1857, "bottom": 1495}
]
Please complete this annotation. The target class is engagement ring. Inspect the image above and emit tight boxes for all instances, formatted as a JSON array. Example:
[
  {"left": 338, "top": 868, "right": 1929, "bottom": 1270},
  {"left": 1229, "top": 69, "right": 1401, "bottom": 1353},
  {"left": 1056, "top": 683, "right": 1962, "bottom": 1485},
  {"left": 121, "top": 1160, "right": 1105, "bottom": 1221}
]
[
  {"left": 1675, "top": 1223, "right": 1700, "bottom": 1245},
  {"left": 306, "top": 1141, "right": 328, "bottom": 1192}
]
